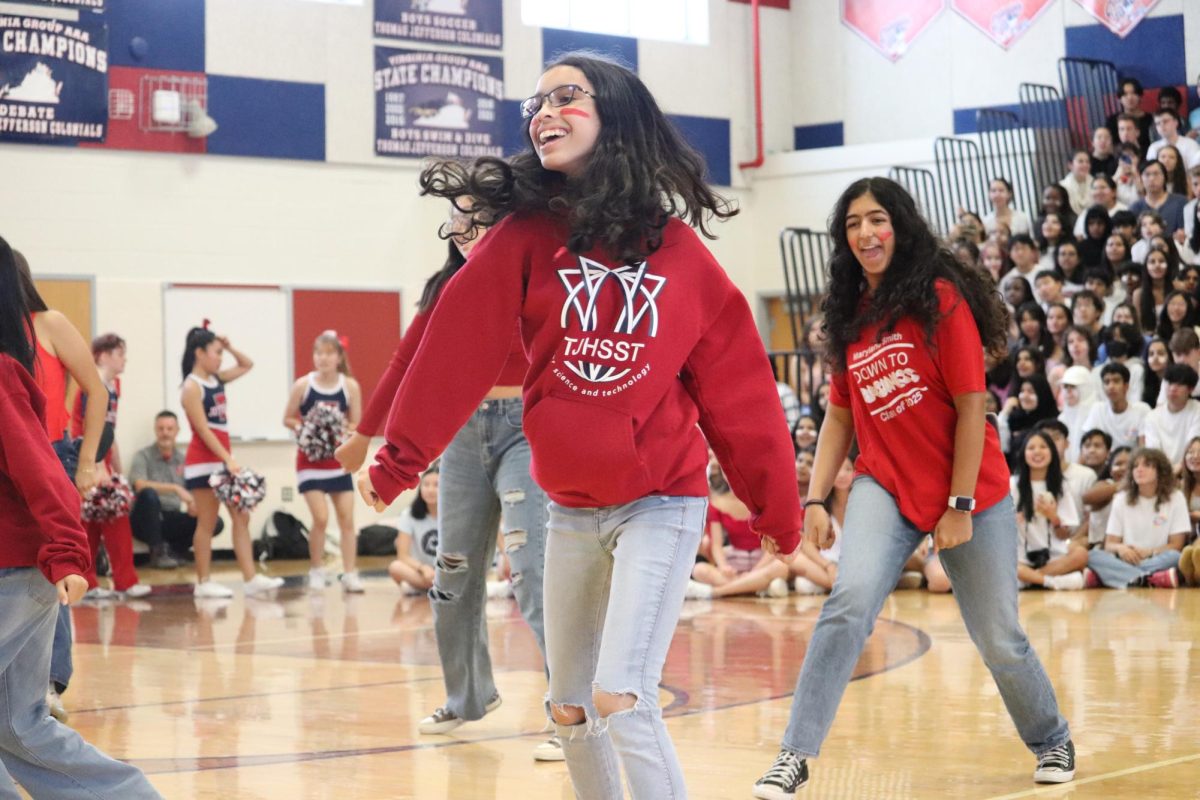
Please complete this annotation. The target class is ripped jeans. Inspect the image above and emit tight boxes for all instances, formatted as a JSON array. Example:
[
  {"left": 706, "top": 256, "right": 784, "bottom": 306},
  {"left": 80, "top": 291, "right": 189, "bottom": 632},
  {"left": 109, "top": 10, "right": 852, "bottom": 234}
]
[
  {"left": 432, "top": 397, "right": 548, "bottom": 721},
  {"left": 545, "top": 496, "right": 706, "bottom": 800}
]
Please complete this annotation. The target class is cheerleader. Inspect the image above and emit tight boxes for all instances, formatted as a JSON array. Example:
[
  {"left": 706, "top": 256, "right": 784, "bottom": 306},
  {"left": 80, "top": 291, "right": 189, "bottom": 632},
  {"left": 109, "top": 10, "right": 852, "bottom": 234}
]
[
  {"left": 283, "top": 331, "right": 363, "bottom": 592},
  {"left": 180, "top": 324, "right": 283, "bottom": 598}
]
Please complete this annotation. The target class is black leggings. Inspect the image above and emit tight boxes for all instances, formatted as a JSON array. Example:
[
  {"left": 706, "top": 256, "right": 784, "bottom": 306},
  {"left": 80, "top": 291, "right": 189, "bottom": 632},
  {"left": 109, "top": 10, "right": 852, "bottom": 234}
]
[{"left": 129, "top": 488, "right": 223, "bottom": 552}]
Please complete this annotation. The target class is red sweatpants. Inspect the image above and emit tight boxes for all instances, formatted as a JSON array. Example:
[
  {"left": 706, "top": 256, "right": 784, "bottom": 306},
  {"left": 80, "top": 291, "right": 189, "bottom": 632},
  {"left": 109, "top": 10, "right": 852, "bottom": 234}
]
[{"left": 83, "top": 516, "right": 140, "bottom": 591}]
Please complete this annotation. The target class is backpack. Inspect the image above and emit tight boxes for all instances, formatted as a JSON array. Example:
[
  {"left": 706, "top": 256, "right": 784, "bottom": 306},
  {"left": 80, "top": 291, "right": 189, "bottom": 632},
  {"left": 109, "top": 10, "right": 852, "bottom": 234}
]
[
  {"left": 357, "top": 524, "right": 399, "bottom": 556},
  {"left": 254, "top": 511, "right": 310, "bottom": 561}
]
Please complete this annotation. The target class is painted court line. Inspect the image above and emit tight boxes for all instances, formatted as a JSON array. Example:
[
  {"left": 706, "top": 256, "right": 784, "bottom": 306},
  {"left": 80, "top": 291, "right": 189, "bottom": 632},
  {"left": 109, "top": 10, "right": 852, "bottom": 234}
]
[{"left": 983, "top": 752, "right": 1200, "bottom": 799}]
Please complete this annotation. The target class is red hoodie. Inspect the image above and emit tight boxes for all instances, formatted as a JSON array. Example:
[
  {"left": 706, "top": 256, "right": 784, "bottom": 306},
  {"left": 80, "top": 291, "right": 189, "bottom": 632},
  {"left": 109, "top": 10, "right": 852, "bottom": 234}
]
[
  {"left": 0, "top": 354, "right": 91, "bottom": 584},
  {"left": 370, "top": 212, "right": 801, "bottom": 554}
]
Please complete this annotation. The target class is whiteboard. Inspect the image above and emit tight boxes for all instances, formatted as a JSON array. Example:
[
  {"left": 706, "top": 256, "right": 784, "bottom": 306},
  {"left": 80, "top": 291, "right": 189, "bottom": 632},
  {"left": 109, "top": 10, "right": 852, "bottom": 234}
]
[{"left": 162, "top": 285, "right": 292, "bottom": 442}]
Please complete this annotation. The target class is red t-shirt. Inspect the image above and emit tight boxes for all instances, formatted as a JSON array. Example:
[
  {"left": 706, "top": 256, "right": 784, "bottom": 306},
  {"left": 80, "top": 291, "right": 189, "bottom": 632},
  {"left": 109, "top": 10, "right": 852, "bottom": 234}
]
[
  {"left": 829, "top": 280, "right": 1010, "bottom": 531},
  {"left": 708, "top": 504, "right": 760, "bottom": 551}
]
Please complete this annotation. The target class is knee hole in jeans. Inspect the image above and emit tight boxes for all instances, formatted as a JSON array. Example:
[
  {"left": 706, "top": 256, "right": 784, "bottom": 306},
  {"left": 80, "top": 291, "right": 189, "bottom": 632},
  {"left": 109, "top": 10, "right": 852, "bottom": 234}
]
[
  {"left": 503, "top": 530, "right": 527, "bottom": 552},
  {"left": 592, "top": 688, "right": 638, "bottom": 719},
  {"left": 550, "top": 702, "right": 587, "bottom": 727},
  {"left": 501, "top": 489, "right": 526, "bottom": 506}
]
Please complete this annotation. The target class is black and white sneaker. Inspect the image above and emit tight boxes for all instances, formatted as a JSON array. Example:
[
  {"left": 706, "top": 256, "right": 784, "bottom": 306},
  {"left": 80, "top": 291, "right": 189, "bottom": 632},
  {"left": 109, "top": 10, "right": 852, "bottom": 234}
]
[
  {"left": 1033, "top": 740, "right": 1075, "bottom": 783},
  {"left": 752, "top": 750, "right": 809, "bottom": 799},
  {"left": 417, "top": 691, "right": 502, "bottom": 735}
]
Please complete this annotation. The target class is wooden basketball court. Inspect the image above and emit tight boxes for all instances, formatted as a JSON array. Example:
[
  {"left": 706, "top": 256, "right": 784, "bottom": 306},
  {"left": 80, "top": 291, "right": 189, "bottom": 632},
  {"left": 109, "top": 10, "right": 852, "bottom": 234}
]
[{"left": 57, "top": 563, "right": 1200, "bottom": 799}]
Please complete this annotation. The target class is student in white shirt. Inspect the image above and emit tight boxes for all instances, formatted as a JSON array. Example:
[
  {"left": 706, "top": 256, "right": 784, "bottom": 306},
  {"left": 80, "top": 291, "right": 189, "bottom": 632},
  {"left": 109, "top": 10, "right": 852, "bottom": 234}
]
[
  {"left": 1081, "top": 445, "right": 1131, "bottom": 549},
  {"left": 1086, "top": 448, "right": 1187, "bottom": 587},
  {"left": 1035, "top": 420, "right": 1097, "bottom": 539},
  {"left": 1082, "top": 362, "right": 1151, "bottom": 449},
  {"left": 1058, "top": 366, "right": 1097, "bottom": 461},
  {"left": 1059, "top": 150, "right": 1093, "bottom": 216},
  {"left": 1142, "top": 364, "right": 1200, "bottom": 466},
  {"left": 1012, "top": 431, "right": 1089, "bottom": 590}
]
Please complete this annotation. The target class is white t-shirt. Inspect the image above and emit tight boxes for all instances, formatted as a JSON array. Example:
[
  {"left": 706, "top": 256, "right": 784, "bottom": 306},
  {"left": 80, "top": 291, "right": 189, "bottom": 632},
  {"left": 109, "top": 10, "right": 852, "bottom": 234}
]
[
  {"left": 1059, "top": 400, "right": 1096, "bottom": 462},
  {"left": 1063, "top": 462, "right": 1097, "bottom": 535},
  {"left": 1105, "top": 489, "right": 1190, "bottom": 550},
  {"left": 1059, "top": 174, "right": 1091, "bottom": 216},
  {"left": 1141, "top": 399, "right": 1200, "bottom": 465},
  {"left": 1147, "top": 136, "right": 1200, "bottom": 168},
  {"left": 984, "top": 209, "right": 1032, "bottom": 237},
  {"left": 397, "top": 507, "right": 439, "bottom": 567},
  {"left": 1082, "top": 399, "right": 1152, "bottom": 450},
  {"left": 1012, "top": 477, "right": 1080, "bottom": 564},
  {"left": 999, "top": 263, "right": 1039, "bottom": 296}
]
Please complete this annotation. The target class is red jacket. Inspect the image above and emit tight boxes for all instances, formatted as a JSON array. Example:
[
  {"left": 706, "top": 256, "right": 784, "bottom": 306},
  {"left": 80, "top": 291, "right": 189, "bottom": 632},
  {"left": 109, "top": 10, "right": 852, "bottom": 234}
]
[
  {"left": 359, "top": 304, "right": 528, "bottom": 437},
  {"left": 0, "top": 354, "right": 91, "bottom": 584},
  {"left": 370, "top": 212, "right": 800, "bottom": 553}
]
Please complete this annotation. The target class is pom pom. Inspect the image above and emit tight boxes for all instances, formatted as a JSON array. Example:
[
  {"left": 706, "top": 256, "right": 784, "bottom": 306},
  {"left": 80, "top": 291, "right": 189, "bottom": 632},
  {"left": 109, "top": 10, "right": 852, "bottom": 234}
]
[
  {"left": 81, "top": 475, "right": 134, "bottom": 523},
  {"left": 297, "top": 403, "right": 347, "bottom": 461},
  {"left": 209, "top": 467, "right": 267, "bottom": 512}
]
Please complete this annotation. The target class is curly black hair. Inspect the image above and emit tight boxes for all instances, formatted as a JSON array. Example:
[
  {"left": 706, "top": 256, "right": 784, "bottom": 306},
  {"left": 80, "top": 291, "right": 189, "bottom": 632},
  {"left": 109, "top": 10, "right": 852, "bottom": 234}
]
[
  {"left": 821, "top": 177, "right": 1010, "bottom": 373},
  {"left": 417, "top": 51, "right": 737, "bottom": 266}
]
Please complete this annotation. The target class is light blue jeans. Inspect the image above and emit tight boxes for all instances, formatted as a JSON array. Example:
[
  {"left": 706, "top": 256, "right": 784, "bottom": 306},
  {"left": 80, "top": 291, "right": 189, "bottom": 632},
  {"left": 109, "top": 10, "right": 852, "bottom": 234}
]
[
  {"left": 781, "top": 476, "right": 1070, "bottom": 758},
  {"left": 544, "top": 495, "right": 707, "bottom": 800},
  {"left": 433, "top": 397, "right": 549, "bottom": 721},
  {"left": 0, "top": 568, "right": 161, "bottom": 799},
  {"left": 1086, "top": 548, "right": 1181, "bottom": 587}
]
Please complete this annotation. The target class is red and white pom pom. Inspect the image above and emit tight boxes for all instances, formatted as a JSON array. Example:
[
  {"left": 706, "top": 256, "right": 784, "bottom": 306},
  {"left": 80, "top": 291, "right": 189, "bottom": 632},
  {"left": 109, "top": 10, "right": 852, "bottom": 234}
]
[
  {"left": 297, "top": 403, "right": 346, "bottom": 462},
  {"left": 209, "top": 468, "right": 268, "bottom": 512},
  {"left": 81, "top": 475, "right": 135, "bottom": 523}
]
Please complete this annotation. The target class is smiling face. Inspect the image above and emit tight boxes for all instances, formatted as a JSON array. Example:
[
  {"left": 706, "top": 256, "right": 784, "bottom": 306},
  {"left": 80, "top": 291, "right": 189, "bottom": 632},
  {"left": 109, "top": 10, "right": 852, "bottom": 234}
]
[
  {"left": 419, "top": 471, "right": 439, "bottom": 507},
  {"left": 1091, "top": 178, "right": 1115, "bottom": 207},
  {"left": 845, "top": 192, "right": 895, "bottom": 290},
  {"left": 1067, "top": 329, "right": 1091, "bottom": 363},
  {"left": 1080, "top": 435, "right": 1110, "bottom": 469},
  {"left": 793, "top": 416, "right": 818, "bottom": 449},
  {"left": 1024, "top": 434, "right": 1053, "bottom": 471},
  {"left": 1146, "top": 340, "right": 1169, "bottom": 374},
  {"left": 1186, "top": 440, "right": 1200, "bottom": 476},
  {"left": 527, "top": 66, "right": 600, "bottom": 179},
  {"left": 989, "top": 180, "right": 1011, "bottom": 209},
  {"left": 1146, "top": 250, "right": 1168, "bottom": 282},
  {"left": 1017, "top": 381, "right": 1039, "bottom": 412}
]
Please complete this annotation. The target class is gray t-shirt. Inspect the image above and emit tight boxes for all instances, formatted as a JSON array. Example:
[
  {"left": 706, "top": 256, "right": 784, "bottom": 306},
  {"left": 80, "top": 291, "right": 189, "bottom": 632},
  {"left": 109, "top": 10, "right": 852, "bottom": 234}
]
[
  {"left": 128, "top": 444, "right": 186, "bottom": 512},
  {"left": 398, "top": 508, "right": 439, "bottom": 567}
]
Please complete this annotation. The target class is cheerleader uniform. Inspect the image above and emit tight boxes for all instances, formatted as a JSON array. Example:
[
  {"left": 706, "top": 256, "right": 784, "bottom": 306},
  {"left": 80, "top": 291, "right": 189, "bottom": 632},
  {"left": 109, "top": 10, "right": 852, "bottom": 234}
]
[
  {"left": 183, "top": 374, "right": 230, "bottom": 490},
  {"left": 296, "top": 372, "right": 354, "bottom": 494}
]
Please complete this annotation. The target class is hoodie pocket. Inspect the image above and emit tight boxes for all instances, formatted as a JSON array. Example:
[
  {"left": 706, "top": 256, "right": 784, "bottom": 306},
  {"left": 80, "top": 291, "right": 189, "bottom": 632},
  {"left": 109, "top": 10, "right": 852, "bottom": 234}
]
[{"left": 523, "top": 393, "right": 651, "bottom": 505}]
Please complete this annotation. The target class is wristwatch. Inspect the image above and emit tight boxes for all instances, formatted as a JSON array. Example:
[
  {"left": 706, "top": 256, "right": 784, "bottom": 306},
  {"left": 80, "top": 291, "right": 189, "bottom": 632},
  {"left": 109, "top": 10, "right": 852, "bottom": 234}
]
[{"left": 948, "top": 496, "right": 976, "bottom": 512}]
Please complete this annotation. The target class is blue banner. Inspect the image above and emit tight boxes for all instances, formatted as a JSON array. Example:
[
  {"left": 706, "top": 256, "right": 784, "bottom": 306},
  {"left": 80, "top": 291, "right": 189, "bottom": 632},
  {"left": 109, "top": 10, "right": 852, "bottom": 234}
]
[
  {"left": 375, "top": 0, "right": 502, "bottom": 50},
  {"left": 0, "top": 14, "right": 108, "bottom": 143},
  {"left": 374, "top": 47, "right": 504, "bottom": 159}
]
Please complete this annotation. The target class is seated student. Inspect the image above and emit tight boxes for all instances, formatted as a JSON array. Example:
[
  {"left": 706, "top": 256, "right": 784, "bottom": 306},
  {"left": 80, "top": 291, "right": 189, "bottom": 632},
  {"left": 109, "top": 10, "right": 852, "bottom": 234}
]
[
  {"left": 1142, "top": 364, "right": 1200, "bottom": 466},
  {"left": 998, "top": 234, "right": 1041, "bottom": 296},
  {"left": 1058, "top": 366, "right": 1097, "bottom": 461},
  {"left": 1034, "top": 419, "right": 1097, "bottom": 543},
  {"left": 1090, "top": 126, "right": 1118, "bottom": 177},
  {"left": 1034, "top": 269, "right": 1067, "bottom": 311},
  {"left": 1082, "top": 446, "right": 1132, "bottom": 549},
  {"left": 129, "top": 410, "right": 222, "bottom": 567},
  {"left": 1129, "top": 160, "right": 1188, "bottom": 237},
  {"left": 1114, "top": 145, "right": 1143, "bottom": 208},
  {"left": 1077, "top": 428, "right": 1113, "bottom": 475},
  {"left": 1083, "top": 362, "right": 1151, "bottom": 449},
  {"left": 70, "top": 333, "right": 149, "bottom": 599},
  {"left": 1013, "top": 431, "right": 1090, "bottom": 590},
  {"left": 790, "top": 457, "right": 851, "bottom": 596},
  {"left": 1146, "top": 109, "right": 1199, "bottom": 168},
  {"left": 1094, "top": 325, "right": 1147, "bottom": 406},
  {"left": 1163, "top": 328, "right": 1200, "bottom": 401},
  {"left": 1178, "top": 437, "right": 1200, "bottom": 585},
  {"left": 1087, "top": 448, "right": 1187, "bottom": 588},
  {"left": 1072, "top": 175, "right": 1127, "bottom": 238},
  {"left": 387, "top": 466, "right": 439, "bottom": 593},
  {"left": 1070, "top": 290, "right": 1106, "bottom": 342},
  {"left": 998, "top": 372, "right": 1058, "bottom": 463},
  {"left": 1106, "top": 79, "right": 1152, "bottom": 154},
  {"left": 1141, "top": 336, "right": 1172, "bottom": 407},
  {"left": 1059, "top": 149, "right": 1093, "bottom": 216}
]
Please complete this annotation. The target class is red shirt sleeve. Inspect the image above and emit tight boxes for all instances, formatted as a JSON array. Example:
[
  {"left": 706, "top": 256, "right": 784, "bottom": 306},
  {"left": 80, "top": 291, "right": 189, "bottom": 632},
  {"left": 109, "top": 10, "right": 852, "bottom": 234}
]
[
  {"left": 932, "top": 283, "right": 987, "bottom": 397},
  {"left": 357, "top": 310, "right": 431, "bottom": 437},
  {"left": 368, "top": 218, "right": 530, "bottom": 504},
  {"left": 0, "top": 379, "right": 90, "bottom": 584},
  {"left": 681, "top": 285, "right": 802, "bottom": 555},
  {"left": 828, "top": 368, "right": 850, "bottom": 409}
]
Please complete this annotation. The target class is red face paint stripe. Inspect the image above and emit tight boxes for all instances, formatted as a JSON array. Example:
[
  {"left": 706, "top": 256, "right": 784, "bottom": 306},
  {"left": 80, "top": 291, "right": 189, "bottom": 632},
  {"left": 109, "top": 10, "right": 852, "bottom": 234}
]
[
  {"left": 877, "top": 231, "right": 892, "bottom": 241},
  {"left": 560, "top": 108, "right": 591, "bottom": 119}
]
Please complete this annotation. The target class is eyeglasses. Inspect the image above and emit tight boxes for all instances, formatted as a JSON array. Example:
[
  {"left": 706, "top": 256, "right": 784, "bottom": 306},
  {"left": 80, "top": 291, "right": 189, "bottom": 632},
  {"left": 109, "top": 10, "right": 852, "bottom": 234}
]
[{"left": 520, "top": 84, "right": 596, "bottom": 120}]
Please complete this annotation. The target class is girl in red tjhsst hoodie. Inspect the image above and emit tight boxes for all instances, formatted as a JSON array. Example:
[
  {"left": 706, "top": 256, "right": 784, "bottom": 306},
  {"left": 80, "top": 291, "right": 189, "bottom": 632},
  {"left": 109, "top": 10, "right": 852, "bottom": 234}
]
[
  {"left": 752, "top": 179, "right": 1076, "bottom": 800},
  {"left": 361, "top": 53, "right": 800, "bottom": 797},
  {"left": 0, "top": 237, "right": 162, "bottom": 799}
]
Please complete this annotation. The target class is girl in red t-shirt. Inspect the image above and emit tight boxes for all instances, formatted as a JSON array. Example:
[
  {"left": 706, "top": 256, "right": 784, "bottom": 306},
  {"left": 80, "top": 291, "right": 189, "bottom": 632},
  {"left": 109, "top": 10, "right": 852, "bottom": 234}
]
[{"left": 753, "top": 178, "right": 1076, "bottom": 799}]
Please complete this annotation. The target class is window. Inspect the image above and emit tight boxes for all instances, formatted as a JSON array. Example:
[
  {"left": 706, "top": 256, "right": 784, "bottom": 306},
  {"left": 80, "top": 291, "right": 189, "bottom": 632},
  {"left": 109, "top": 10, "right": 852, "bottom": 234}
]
[{"left": 522, "top": 0, "right": 709, "bottom": 46}]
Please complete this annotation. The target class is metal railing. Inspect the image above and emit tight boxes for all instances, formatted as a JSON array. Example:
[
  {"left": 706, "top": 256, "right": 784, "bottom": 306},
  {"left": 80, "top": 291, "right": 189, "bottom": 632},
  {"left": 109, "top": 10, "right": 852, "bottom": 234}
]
[
  {"left": 777, "top": 227, "right": 832, "bottom": 405},
  {"left": 889, "top": 165, "right": 949, "bottom": 234},
  {"left": 1058, "top": 57, "right": 1120, "bottom": 151},
  {"left": 977, "top": 108, "right": 1039, "bottom": 218},
  {"left": 1019, "top": 82, "right": 1074, "bottom": 197},
  {"left": 934, "top": 136, "right": 989, "bottom": 221}
]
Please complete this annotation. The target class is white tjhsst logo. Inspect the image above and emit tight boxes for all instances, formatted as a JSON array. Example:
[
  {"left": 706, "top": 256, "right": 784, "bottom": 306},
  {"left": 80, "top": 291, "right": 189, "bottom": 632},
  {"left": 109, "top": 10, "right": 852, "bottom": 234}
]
[{"left": 557, "top": 257, "right": 665, "bottom": 383}]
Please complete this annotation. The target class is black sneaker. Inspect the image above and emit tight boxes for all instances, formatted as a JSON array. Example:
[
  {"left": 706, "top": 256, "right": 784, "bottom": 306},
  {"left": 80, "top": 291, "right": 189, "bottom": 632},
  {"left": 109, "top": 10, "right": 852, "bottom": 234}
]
[
  {"left": 1033, "top": 740, "right": 1075, "bottom": 783},
  {"left": 753, "top": 750, "right": 808, "bottom": 799}
]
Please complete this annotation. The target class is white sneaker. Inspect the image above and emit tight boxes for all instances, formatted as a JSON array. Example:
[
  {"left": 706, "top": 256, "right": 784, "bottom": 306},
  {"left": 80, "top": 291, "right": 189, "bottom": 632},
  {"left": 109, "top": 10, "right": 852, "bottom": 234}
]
[
  {"left": 123, "top": 583, "right": 152, "bottom": 599},
  {"left": 419, "top": 692, "right": 502, "bottom": 735},
  {"left": 244, "top": 574, "right": 285, "bottom": 596},
  {"left": 761, "top": 577, "right": 789, "bottom": 598},
  {"left": 533, "top": 736, "right": 566, "bottom": 762},
  {"left": 195, "top": 580, "right": 234, "bottom": 599},
  {"left": 486, "top": 580, "right": 513, "bottom": 599},
  {"left": 684, "top": 579, "right": 714, "bottom": 600},
  {"left": 308, "top": 567, "right": 328, "bottom": 591},
  {"left": 46, "top": 686, "right": 68, "bottom": 723},
  {"left": 793, "top": 576, "right": 827, "bottom": 595},
  {"left": 1044, "top": 571, "right": 1086, "bottom": 591},
  {"left": 83, "top": 586, "right": 118, "bottom": 601},
  {"left": 340, "top": 571, "right": 365, "bottom": 593}
]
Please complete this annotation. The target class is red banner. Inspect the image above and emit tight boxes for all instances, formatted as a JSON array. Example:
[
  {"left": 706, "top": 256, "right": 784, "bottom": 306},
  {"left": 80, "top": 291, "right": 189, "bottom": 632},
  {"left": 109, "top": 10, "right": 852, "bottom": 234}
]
[
  {"left": 1071, "top": 0, "right": 1160, "bottom": 38},
  {"left": 841, "top": 0, "right": 947, "bottom": 62},
  {"left": 952, "top": 0, "right": 1054, "bottom": 49}
]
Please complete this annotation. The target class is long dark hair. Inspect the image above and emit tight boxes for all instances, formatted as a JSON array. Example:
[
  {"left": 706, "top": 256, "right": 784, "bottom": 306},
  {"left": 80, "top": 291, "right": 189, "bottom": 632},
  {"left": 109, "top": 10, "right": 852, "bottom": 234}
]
[
  {"left": 418, "top": 51, "right": 736, "bottom": 266},
  {"left": 418, "top": 240, "right": 467, "bottom": 313},
  {"left": 410, "top": 463, "right": 439, "bottom": 520},
  {"left": 181, "top": 325, "right": 216, "bottom": 381},
  {"left": 1016, "top": 430, "right": 1064, "bottom": 521},
  {"left": 12, "top": 248, "right": 48, "bottom": 313},
  {"left": 1014, "top": 302, "right": 1054, "bottom": 357},
  {"left": 1156, "top": 290, "right": 1198, "bottom": 342},
  {"left": 1189, "top": 196, "right": 1200, "bottom": 256},
  {"left": 821, "top": 178, "right": 1009, "bottom": 372},
  {"left": 0, "top": 236, "right": 36, "bottom": 373},
  {"left": 1138, "top": 245, "right": 1179, "bottom": 333}
]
